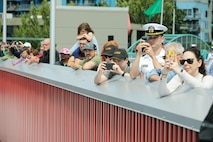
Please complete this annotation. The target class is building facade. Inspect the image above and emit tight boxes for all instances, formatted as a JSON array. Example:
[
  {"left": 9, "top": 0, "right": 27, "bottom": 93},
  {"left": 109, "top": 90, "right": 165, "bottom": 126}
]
[
  {"left": 208, "top": 0, "right": 213, "bottom": 43},
  {"left": 0, "top": 0, "right": 213, "bottom": 43},
  {"left": 0, "top": 0, "right": 116, "bottom": 17},
  {"left": 176, "top": 0, "right": 212, "bottom": 42},
  {"left": 1, "top": 0, "right": 43, "bottom": 17}
]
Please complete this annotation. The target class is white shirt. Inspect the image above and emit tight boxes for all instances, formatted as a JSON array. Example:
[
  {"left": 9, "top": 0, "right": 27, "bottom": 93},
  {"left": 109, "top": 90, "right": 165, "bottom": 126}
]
[
  {"left": 158, "top": 70, "right": 213, "bottom": 97},
  {"left": 138, "top": 48, "right": 165, "bottom": 74}
]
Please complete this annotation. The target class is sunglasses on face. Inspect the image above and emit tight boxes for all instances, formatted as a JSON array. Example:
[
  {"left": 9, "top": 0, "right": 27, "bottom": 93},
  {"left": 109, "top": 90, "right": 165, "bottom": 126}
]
[{"left": 180, "top": 58, "right": 194, "bottom": 65}]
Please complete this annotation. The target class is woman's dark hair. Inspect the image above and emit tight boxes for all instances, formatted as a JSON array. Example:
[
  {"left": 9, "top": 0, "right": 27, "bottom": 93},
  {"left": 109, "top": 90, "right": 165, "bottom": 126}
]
[{"left": 183, "top": 47, "right": 206, "bottom": 76}]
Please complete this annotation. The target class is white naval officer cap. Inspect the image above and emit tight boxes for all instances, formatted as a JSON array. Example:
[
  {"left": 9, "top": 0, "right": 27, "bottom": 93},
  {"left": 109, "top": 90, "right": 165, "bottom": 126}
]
[{"left": 143, "top": 23, "right": 168, "bottom": 37}]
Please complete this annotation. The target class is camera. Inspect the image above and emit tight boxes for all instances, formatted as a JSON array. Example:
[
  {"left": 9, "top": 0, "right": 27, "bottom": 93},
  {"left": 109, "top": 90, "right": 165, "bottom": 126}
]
[
  {"left": 9, "top": 46, "right": 17, "bottom": 49},
  {"left": 166, "top": 50, "right": 175, "bottom": 61},
  {"left": 105, "top": 63, "right": 114, "bottom": 70},
  {"left": 141, "top": 47, "right": 145, "bottom": 52}
]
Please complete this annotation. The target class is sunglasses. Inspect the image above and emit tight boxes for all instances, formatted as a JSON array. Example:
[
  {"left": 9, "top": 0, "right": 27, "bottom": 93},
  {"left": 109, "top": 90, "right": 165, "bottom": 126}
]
[{"left": 180, "top": 58, "right": 194, "bottom": 65}]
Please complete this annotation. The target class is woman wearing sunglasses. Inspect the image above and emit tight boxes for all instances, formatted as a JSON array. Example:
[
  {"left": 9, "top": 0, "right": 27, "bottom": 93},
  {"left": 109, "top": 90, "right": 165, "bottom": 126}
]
[{"left": 158, "top": 47, "right": 213, "bottom": 97}]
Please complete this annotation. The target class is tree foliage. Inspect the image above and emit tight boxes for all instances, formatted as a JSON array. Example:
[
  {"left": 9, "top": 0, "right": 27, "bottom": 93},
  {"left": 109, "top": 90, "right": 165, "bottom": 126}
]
[
  {"left": 117, "top": 0, "right": 187, "bottom": 34},
  {"left": 13, "top": 0, "right": 50, "bottom": 49},
  {"left": 37, "top": 0, "right": 50, "bottom": 37}
]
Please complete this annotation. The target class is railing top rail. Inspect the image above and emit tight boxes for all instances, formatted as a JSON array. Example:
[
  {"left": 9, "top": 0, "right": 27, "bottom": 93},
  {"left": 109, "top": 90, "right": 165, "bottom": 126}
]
[
  {"left": 0, "top": 37, "right": 45, "bottom": 41},
  {"left": 128, "top": 34, "right": 211, "bottom": 58}
]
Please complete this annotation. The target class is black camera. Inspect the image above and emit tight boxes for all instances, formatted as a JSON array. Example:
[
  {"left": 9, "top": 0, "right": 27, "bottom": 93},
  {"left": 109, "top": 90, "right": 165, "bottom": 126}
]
[
  {"left": 141, "top": 47, "right": 145, "bottom": 52},
  {"left": 105, "top": 63, "right": 114, "bottom": 70},
  {"left": 9, "top": 46, "right": 14, "bottom": 49}
]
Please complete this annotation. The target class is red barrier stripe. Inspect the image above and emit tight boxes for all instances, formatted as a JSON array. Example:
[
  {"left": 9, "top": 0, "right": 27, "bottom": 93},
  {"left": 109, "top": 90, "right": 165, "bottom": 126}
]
[{"left": 0, "top": 71, "right": 198, "bottom": 142}]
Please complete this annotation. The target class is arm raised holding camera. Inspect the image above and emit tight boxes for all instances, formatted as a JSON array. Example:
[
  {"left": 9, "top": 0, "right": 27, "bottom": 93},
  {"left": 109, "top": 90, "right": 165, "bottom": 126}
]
[
  {"left": 130, "top": 40, "right": 148, "bottom": 79},
  {"left": 110, "top": 63, "right": 129, "bottom": 77},
  {"left": 144, "top": 43, "right": 163, "bottom": 70},
  {"left": 94, "top": 61, "right": 110, "bottom": 85}
]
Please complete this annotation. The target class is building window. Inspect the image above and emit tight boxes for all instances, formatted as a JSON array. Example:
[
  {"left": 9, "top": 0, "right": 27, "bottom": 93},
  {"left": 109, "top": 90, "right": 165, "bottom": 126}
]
[
  {"left": 193, "top": 8, "right": 199, "bottom": 18},
  {"left": 205, "top": 33, "right": 208, "bottom": 41},
  {"left": 188, "top": 9, "right": 192, "bottom": 15}
]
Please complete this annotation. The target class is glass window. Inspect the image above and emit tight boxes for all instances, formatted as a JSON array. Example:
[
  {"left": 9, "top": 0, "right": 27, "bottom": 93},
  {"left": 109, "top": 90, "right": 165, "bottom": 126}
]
[{"left": 188, "top": 9, "right": 192, "bottom": 15}]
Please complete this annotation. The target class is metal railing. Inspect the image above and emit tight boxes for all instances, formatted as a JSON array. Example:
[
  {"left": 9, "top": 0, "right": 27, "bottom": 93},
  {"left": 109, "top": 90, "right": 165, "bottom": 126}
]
[
  {"left": 0, "top": 37, "right": 45, "bottom": 41},
  {"left": 127, "top": 34, "right": 211, "bottom": 60}
]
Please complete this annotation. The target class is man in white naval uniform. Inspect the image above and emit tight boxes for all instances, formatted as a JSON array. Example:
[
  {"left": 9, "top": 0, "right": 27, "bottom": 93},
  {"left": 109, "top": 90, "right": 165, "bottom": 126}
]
[{"left": 130, "top": 23, "right": 168, "bottom": 81}]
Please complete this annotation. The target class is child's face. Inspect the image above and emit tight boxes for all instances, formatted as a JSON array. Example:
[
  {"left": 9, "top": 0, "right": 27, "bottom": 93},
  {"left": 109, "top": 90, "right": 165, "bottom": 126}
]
[
  {"left": 21, "top": 50, "right": 28, "bottom": 58},
  {"left": 80, "top": 29, "right": 87, "bottom": 35}
]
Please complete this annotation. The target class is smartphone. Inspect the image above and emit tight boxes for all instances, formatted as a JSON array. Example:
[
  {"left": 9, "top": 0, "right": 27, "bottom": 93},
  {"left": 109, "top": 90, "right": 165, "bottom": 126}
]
[
  {"left": 166, "top": 50, "right": 175, "bottom": 61},
  {"left": 105, "top": 63, "right": 114, "bottom": 70}
]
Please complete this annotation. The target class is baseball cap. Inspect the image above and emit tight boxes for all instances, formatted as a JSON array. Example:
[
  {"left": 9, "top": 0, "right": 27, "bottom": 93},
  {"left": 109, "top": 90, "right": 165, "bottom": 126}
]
[
  {"left": 111, "top": 48, "right": 128, "bottom": 60},
  {"left": 59, "top": 48, "right": 70, "bottom": 55},
  {"left": 143, "top": 23, "right": 168, "bottom": 37},
  {"left": 84, "top": 42, "right": 97, "bottom": 50},
  {"left": 23, "top": 42, "right": 32, "bottom": 48},
  {"left": 101, "top": 45, "right": 117, "bottom": 56}
]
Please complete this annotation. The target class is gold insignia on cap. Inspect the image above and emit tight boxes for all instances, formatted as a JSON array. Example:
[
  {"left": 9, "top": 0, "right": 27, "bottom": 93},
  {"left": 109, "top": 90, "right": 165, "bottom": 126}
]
[
  {"left": 148, "top": 26, "right": 155, "bottom": 33},
  {"left": 105, "top": 47, "right": 111, "bottom": 51},
  {"left": 114, "top": 51, "right": 121, "bottom": 55}
]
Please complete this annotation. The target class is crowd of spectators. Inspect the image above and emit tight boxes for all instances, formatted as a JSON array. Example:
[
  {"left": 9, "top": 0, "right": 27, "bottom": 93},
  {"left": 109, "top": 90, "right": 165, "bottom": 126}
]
[{"left": 1, "top": 22, "right": 213, "bottom": 97}]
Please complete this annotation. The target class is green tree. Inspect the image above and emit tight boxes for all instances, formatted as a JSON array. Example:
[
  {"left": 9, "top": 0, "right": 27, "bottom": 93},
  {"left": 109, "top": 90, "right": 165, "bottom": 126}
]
[
  {"left": 37, "top": 0, "right": 50, "bottom": 38},
  {"left": 13, "top": 0, "right": 50, "bottom": 49},
  {"left": 117, "top": 0, "right": 152, "bottom": 24},
  {"left": 117, "top": 0, "right": 187, "bottom": 34}
]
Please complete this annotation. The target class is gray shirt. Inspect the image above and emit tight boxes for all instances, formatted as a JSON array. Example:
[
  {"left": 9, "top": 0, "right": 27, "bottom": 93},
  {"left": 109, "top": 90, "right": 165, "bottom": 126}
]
[{"left": 103, "top": 66, "right": 130, "bottom": 79}]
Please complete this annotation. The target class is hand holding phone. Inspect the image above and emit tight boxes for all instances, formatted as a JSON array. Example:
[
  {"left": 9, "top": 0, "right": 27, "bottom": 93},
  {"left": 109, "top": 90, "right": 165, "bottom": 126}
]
[
  {"left": 141, "top": 47, "right": 146, "bottom": 52},
  {"left": 105, "top": 63, "right": 114, "bottom": 70},
  {"left": 166, "top": 50, "right": 175, "bottom": 62}
]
